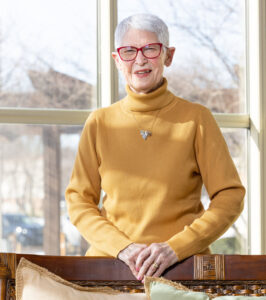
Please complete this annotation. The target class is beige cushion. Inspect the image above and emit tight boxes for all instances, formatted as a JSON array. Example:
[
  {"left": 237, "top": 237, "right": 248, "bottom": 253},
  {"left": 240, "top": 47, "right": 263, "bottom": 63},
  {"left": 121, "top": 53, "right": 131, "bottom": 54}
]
[
  {"left": 144, "top": 276, "right": 212, "bottom": 300},
  {"left": 144, "top": 276, "right": 266, "bottom": 300},
  {"left": 16, "top": 258, "right": 147, "bottom": 300}
]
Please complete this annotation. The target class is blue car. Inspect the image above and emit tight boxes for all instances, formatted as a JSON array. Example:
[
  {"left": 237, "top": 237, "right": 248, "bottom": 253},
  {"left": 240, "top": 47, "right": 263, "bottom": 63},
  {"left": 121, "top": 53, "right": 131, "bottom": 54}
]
[{"left": 2, "top": 213, "right": 43, "bottom": 246}]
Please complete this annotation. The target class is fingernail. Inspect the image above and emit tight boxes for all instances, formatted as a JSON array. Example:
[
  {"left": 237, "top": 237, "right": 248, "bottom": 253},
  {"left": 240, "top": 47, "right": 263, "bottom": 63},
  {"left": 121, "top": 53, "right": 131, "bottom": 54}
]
[{"left": 137, "top": 276, "right": 142, "bottom": 281}]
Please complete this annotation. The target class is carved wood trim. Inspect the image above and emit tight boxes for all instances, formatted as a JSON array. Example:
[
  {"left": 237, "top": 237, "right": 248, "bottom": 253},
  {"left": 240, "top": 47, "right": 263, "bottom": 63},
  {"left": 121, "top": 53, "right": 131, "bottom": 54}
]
[
  {"left": 6, "top": 279, "right": 15, "bottom": 300},
  {"left": 194, "top": 255, "right": 225, "bottom": 280},
  {"left": 0, "top": 254, "right": 17, "bottom": 279}
]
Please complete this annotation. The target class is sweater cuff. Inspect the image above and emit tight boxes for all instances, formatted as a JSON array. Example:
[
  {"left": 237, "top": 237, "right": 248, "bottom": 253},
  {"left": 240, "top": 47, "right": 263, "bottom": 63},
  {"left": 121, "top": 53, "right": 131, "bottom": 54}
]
[
  {"left": 110, "top": 237, "right": 134, "bottom": 258},
  {"left": 166, "top": 230, "right": 211, "bottom": 262}
]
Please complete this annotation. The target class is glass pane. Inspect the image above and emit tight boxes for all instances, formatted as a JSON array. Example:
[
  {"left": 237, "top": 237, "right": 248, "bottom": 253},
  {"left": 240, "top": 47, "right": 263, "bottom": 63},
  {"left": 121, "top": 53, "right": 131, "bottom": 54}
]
[
  {"left": 1, "top": 0, "right": 97, "bottom": 109},
  {"left": 0, "top": 124, "right": 85, "bottom": 255},
  {"left": 202, "top": 128, "right": 248, "bottom": 254},
  {"left": 117, "top": 0, "right": 246, "bottom": 113}
]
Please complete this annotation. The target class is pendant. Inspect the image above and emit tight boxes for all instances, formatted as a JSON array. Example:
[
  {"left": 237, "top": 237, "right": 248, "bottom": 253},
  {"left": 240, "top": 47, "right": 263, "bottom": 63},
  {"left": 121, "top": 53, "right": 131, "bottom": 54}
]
[{"left": 140, "top": 130, "right": 152, "bottom": 140}]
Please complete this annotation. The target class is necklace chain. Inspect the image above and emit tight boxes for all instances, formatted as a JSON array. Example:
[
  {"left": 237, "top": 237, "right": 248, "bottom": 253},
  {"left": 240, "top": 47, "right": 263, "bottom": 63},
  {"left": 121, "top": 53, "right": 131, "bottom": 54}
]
[{"left": 130, "top": 109, "right": 161, "bottom": 140}]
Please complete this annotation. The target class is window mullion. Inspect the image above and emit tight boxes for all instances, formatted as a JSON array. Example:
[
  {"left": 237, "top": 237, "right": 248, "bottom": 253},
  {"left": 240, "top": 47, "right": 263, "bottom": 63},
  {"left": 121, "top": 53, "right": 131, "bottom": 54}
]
[
  {"left": 97, "top": 0, "right": 118, "bottom": 107},
  {"left": 0, "top": 108, "right": 250, "bottom": 128},
  {"left": 260, "top": 0, "right": 266, "bottom": 254},
  {"left": 247, "top": 0, "right": 266, "bottom": 254},
  {"left": 0, "top": 108, "right": 92, "bottom": 125}
]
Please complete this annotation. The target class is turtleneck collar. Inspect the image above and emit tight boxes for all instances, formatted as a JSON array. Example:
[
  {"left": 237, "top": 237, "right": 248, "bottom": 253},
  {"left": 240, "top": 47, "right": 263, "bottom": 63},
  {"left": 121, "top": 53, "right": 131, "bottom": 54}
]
[{"left": 122, "top": 78, "right": 174, "bottom": 112}]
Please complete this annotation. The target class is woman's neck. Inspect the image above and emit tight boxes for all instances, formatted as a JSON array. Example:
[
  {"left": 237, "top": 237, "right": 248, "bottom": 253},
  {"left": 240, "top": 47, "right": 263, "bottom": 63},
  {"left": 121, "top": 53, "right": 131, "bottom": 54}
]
[
  {"left": 129, "top": 78, "right": 164, "bottom": 95},
  {"left": 123, "top": 78, "right": 174, "bottom": 112}
]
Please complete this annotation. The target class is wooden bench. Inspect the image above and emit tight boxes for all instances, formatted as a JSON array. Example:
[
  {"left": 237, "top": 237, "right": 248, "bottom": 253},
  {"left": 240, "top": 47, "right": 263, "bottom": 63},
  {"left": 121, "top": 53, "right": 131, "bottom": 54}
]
[{"left": 0, "top": 253, "right": 266, "bottom": 300}]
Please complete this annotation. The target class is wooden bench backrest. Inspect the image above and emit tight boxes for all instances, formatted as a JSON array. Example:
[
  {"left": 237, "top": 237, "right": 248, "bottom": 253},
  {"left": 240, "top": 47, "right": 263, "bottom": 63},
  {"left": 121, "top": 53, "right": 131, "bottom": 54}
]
[{"left": 0, "top": 253, "right": 266, "bottom": 300}]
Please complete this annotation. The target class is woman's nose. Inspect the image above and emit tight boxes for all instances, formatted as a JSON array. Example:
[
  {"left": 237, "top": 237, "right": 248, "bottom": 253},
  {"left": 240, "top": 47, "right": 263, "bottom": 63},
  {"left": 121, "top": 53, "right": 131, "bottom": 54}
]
[{"left": 135, "top": 50, "right": 147, "bottom": 64}]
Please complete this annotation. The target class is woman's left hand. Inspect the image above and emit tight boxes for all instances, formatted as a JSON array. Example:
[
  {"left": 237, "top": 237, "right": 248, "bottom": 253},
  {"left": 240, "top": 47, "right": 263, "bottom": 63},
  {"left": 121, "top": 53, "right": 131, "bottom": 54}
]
[{"left": 135, "top": 242, "right": 178, "bottom": 281}]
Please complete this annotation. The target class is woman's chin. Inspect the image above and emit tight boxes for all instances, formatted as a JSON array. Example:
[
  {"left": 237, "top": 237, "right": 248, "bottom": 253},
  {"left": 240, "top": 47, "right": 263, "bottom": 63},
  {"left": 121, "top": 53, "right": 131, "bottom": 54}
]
[
  {"left": 130, "top": 82, "right": 156, "bottom": 94},
  {"left": 131, "top": 86, "right": 152, "bottom": 94}
]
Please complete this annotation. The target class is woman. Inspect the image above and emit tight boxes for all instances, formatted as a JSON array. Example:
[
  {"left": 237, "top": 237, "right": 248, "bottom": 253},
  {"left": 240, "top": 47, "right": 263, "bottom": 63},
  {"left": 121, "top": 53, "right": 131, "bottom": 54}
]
[{"left": 65, "top": 14, "right": 245, "bottom": 281}]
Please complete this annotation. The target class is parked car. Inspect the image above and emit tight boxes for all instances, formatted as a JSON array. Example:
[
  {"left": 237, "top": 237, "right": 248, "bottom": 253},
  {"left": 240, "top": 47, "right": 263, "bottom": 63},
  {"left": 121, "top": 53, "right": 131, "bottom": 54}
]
[{"left": 2, "top": 213, "right": 43, "bottom": 246}]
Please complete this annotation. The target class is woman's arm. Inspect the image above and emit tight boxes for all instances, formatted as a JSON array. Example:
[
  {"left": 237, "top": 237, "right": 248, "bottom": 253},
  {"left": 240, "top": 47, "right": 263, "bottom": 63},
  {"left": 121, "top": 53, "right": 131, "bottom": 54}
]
[
  {"left": 65, "top": 112, "right": 133, "bottom": 257},
  {"left": 166, "top": 106, "right": 245, "bottom": 261}
]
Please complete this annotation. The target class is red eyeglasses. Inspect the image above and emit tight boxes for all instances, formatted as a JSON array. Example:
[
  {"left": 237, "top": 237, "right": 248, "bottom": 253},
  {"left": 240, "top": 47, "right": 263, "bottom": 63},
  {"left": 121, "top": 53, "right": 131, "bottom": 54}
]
[{"left": 117, "top": 43, "right": 163, "bottom": 61}]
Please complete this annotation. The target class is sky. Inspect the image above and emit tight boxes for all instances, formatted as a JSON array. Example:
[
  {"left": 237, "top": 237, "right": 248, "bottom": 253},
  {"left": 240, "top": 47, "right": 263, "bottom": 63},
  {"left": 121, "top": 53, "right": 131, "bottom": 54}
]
[
  {"left": 1, "top": 0, "right": 97, "bottom": 90},
  {"left": 1, "top": 0, "right": 245, "bottom": 92}
]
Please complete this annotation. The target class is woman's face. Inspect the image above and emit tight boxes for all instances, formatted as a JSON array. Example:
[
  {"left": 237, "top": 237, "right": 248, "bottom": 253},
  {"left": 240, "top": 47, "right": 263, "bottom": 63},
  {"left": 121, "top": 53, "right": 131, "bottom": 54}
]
[{"left": 112, "top": 28, "right": 175, "bottom": 94}]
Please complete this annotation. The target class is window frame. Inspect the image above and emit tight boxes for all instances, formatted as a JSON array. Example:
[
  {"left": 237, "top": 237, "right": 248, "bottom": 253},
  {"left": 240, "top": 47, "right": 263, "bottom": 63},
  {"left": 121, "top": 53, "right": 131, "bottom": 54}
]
[
  {"left": 246, "top": 0, "right": 266, "bottom": 254},
  {"left": 0, "top": 0, "right": 265, "bottom": 255}
]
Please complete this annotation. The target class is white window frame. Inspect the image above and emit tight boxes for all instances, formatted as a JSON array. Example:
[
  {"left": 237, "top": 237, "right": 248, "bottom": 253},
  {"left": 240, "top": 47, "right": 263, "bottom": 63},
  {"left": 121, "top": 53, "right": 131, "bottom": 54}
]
[
  {"left": 0, "top": 0, "right": 264, "bottom": 254},
  {"left": 246, "top": 0, "right": 266, "bottom": 254}
]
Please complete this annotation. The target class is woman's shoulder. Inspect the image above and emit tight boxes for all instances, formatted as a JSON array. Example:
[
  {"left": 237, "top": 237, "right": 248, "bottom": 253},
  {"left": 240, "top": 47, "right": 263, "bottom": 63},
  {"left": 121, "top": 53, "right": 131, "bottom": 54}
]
[
  {"left": 173, "top": 95, "right": 213, "bottom": 120},
  {"left": 175, "top": 96, "right": 210, "bottom": 112},
  {"left": 84, "top": 100, "right": 123, "bottom": 125}
]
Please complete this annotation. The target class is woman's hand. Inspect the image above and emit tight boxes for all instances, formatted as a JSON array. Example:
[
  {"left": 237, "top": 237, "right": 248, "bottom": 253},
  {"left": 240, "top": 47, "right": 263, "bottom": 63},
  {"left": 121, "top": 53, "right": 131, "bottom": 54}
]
[
  {"left": 135, "top": 242, "right": 178, "bottom": 281},
  {"left": 118, "top": 243, "right": 147, "bottom": 279}
]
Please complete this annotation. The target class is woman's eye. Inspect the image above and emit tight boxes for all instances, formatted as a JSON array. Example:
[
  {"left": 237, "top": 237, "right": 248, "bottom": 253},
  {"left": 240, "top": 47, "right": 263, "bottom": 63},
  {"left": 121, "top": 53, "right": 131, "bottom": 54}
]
[{"left": 145, "top": 47, "right": 156, "bottom": 52}]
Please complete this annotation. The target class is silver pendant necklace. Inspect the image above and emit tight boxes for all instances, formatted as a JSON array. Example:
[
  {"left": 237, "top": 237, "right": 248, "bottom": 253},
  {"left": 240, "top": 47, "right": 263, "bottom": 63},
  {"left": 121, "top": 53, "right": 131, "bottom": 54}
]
[
  {"left": 140, "top": 130, "right": 152, "bottom": 140},
  {"left": 131, "top": 109, "right": 161, "bottom": 141}
]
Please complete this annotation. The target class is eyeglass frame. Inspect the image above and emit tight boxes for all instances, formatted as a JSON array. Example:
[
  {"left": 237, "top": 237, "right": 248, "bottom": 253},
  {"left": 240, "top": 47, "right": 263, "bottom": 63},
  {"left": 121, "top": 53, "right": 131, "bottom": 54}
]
[{"left": 117, "top": 43, "right": 165, "bottom": 61}]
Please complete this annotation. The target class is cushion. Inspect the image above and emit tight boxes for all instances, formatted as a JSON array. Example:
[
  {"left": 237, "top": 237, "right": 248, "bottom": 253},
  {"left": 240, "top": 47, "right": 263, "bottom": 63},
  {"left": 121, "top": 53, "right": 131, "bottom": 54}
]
[
  {"left": 144, "top": 276, "right": 266, "bottom": 300},
  {"left": 144, "top": 276, "right": 210, "bottom": 300},
  {"left": 16, "top": 258, "right": 147, "bottom": 300}
]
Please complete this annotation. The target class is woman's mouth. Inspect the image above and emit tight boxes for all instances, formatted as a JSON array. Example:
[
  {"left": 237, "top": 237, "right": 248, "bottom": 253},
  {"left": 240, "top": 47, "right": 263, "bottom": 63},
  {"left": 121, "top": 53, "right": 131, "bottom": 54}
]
[{"left": 134, "top": 69, "right": 152, "bottom": 77}]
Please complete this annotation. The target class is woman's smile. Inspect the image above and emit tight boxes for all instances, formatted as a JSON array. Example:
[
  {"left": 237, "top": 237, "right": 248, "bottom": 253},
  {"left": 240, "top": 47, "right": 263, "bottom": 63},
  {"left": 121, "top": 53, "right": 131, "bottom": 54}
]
[
  {"left": 113, "top": 28, "right": 169, "bottom": 94},
  {"left": 134, "top": 68, "right": 152, "bottom": 78}
]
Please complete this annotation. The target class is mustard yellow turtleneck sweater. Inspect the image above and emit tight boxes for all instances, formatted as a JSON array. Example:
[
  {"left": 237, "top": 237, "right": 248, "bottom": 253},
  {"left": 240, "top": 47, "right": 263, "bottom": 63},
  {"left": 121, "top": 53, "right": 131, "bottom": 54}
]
[{"left": 65, "top": 79, "right": 245, "bottom": 261}]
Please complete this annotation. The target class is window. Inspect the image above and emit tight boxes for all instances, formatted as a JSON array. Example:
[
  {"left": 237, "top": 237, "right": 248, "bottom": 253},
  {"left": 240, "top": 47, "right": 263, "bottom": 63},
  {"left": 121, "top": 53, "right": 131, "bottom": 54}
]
[
  {"left": 0, "top": 0, "right": 97, "bottom": 254},
  {"left": 0, "top": 0, "right": 265, "bottom": 256}
]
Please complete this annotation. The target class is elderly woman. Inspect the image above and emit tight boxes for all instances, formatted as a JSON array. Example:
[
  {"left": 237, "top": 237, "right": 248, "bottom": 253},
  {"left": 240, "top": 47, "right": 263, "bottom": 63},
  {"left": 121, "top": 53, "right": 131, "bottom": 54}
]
[{"left": 65, "top": 14, "right": 245, "bottom": 281}]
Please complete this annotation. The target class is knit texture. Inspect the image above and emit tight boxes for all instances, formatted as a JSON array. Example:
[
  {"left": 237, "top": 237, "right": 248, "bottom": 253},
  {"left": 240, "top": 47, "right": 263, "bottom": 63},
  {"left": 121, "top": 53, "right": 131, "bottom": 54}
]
[{"left": 65, "top": 79, "right": 245, "bottom": 260}]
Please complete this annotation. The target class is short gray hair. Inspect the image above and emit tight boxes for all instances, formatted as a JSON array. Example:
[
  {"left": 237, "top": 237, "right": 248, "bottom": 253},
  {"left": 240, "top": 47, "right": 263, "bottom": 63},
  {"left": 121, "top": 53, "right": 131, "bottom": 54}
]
[{"left": 114, "top": 14, "right": 169, "bottom": 49}]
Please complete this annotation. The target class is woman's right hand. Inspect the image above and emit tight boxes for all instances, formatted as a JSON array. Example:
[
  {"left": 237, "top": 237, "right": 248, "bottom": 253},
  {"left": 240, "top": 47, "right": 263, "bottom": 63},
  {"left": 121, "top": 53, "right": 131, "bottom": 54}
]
[{"left": 118, "top": 243, "right": 147, "bottom": 279}]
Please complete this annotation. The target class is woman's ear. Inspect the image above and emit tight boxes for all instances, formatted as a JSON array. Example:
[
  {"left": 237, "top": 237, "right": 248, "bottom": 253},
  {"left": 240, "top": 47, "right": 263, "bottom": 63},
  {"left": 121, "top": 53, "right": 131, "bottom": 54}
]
[
  {"left": 164, "top": 47, "right": 175, "bottom": 67},
  {"left": 112, "top": 52, "right": 122, "bottom": 70}
]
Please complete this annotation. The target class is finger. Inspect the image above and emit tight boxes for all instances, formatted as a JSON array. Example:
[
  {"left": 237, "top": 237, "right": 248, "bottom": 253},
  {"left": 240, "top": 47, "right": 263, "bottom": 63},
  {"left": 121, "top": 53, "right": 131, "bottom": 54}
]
[
  {"left": 129, "top": 245, "right": 148, "bottom": 275},
  {"left": 118, "top": 244, "right": 147, "bottom": 264},
  {"left": 126, "top": 245, "right": 148, "bottom": 277},
  {"left": 129, "top": 265, "right": 139, "bottom": 278},
  {"left": 117, "top": 244, "right": 150, "bottom": 280},
  {"left": 137, "top": 252, "right": 157, "bottom": 280},
  {"left": 141, "top": 262, "right": 165, "bottom": 283},
  {"left": 127, "top": 257, "right": 139, "bottom": 278},
  {"left": 152, "top": 261, "right": 168, "bottom": 277},
  {"left": 145, "top": 260, "right": 162, "bottom": 277},
  {"left": 133, "top": 244, "right": 147, "bottom": 258},
  {"left": 135, "top": 247, "right": 151, "bottom": 271},
  {"left": 150, "top": 249, "right": 177, "bottom": 278}
]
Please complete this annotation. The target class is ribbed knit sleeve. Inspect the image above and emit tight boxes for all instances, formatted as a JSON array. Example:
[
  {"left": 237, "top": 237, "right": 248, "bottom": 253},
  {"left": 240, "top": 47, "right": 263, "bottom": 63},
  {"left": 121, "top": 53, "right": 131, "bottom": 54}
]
[
  {"left": 65, "top": 111, "right": 133, "bottom": 257},
  {"left": 166, "top": 106, "right": 245, "bottom": 261}
]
